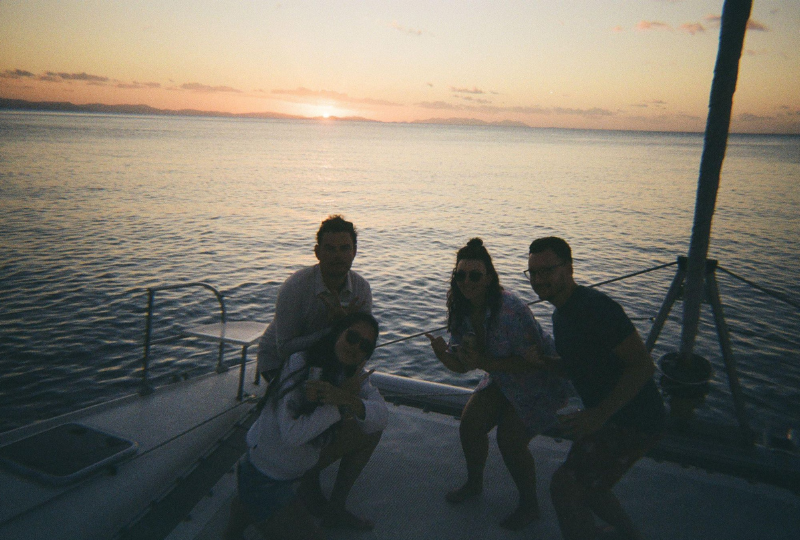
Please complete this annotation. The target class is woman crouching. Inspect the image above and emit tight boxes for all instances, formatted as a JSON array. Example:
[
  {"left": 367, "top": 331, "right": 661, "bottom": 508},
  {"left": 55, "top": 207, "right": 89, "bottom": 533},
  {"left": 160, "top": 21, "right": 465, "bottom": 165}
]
[{"left": 225, "top": 312, "right": 387, "bottom": 540}]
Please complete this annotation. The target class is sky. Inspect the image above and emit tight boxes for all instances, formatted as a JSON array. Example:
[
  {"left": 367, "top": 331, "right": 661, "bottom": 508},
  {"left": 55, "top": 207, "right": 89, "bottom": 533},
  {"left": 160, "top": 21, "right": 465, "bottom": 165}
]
[{"left": 1, "top": 1, "right": 798, "bottom": 133}]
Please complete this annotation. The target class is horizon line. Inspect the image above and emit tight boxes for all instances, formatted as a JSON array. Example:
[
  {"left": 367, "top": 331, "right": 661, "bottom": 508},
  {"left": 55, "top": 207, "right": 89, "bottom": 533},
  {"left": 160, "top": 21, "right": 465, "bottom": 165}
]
[{"left": 2, "top": 97, "right": 796, "bottom": 136}]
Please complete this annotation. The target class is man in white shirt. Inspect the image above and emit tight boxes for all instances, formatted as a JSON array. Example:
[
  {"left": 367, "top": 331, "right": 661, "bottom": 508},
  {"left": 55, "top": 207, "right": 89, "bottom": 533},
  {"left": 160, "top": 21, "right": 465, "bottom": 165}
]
[
  {"left": 257, "top": 215, "right": 372, "bottom": 381},
  {"left": 255, "top": 215, "right": 377, "bottom": 529}
]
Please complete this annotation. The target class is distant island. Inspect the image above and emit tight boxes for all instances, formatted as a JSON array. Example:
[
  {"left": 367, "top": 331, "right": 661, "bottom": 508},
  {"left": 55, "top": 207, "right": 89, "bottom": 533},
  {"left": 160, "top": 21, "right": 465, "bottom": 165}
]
[{"left": 0, "top": 98, "right": 532, "bottom": 129}]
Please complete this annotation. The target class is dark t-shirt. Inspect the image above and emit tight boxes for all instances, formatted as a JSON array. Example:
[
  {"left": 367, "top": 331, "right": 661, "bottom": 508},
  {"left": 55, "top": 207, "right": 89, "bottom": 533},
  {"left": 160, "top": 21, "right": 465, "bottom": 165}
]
[{"left": 553, "top": 286, "right": 664, "bottom": 433}]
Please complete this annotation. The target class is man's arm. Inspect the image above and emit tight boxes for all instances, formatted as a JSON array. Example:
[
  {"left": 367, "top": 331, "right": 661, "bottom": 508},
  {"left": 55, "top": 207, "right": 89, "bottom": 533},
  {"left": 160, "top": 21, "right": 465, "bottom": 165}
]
[{"left": 559, "top": 331, "right": 655, "bottom": 438}]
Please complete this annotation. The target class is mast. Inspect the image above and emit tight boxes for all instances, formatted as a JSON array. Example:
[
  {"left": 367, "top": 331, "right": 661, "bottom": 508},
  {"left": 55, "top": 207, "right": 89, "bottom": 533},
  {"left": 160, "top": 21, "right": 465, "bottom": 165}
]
[{"left": 679, "top": 0, "right": 752, "bottom": 364}]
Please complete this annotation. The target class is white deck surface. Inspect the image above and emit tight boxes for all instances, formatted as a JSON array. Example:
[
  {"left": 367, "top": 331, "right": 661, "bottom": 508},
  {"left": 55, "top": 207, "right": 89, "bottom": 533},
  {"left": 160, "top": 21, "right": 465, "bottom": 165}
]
[
  {"left": 0, "top": 366, "right": 262, "bottom": 540},
  {"left": 174, "top": 404, "right": 800, "bottom": 540}
]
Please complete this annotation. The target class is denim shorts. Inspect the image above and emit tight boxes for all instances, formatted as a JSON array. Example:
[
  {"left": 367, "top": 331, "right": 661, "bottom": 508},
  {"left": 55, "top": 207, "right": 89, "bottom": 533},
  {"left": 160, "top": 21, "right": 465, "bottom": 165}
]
[{"left": 237, "top": 455, "right": 298, "bottom": 523}]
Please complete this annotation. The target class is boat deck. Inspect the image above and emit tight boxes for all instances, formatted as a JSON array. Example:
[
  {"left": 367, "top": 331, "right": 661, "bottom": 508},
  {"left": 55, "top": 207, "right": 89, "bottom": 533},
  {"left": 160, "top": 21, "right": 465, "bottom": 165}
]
[
  {"left": 169, "top": 404, "right": 800, "bottom": 540},
  {"left": 0, "top": 367, "right": 261, "bottom": 540}
]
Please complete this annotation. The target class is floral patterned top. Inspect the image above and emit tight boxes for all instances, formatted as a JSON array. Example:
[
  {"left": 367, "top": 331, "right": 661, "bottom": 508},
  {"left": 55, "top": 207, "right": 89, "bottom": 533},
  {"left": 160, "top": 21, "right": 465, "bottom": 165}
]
[{"left": 450, "top": 290, "right": 573, "bottom": 435}]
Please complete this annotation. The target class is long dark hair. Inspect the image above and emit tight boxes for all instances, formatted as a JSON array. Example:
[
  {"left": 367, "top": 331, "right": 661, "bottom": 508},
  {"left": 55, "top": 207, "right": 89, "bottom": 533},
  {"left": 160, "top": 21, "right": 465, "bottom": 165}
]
[
  {"left": 265, "top": 312, "right": 380, "bottom": 412},
  {"left": 446, "top": 238, "right": 503, "bottom": 333}
]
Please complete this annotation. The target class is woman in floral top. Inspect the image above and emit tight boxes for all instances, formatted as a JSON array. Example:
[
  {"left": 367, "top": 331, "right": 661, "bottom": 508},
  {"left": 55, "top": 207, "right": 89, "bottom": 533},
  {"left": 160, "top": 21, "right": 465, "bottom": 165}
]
[{"left": 426, "top": 238, "right": 572, "bottom": 531}]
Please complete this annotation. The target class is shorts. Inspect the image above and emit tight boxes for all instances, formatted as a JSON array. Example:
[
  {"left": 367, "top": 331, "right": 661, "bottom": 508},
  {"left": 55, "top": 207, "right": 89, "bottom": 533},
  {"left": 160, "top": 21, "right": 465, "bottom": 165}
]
[
  {"left": 237, "top": 455, "right": 298, "bottom": 523},
  {"left": 562, "top": 423, "right": 662, "bottom": 492}
]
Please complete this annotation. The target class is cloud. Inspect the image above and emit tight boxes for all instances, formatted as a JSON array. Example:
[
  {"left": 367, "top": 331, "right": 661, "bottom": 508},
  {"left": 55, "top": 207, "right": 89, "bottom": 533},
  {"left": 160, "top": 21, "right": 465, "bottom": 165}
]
[
  {"left": 450, "top": 86, "right": 485, "bottom": 95},
  {"left": 416, "top": 100, "right": 605, "bottom": 118},
  {"left": 703, "top": 15, "right": 768, "bottom": 32},
  {"left": 389, "top": 21, "right": 424, "bottom": 36},
  {"left": 181, "top": 82, "right": 242, "bottom": 93},
  {"left": 738, "top": 112, "right": 773, "bottom": 122},
  {"left": 45, "top": 71, "right": 109, "bottom": 83},
  {"left": 505, "top": 105, "right": 550, "bottom": 115},
  {"left": 746, "top": 19, "right": 769, "bottom": 31},
  {"left": 271, "top": 87, "right": 401, "bottom": 107},
  {"left": 778, "top": 106, "right": 800, "bottom": 117},
  {"left": 679, "top": 23, "right": 705, "bottom": 35},
  {"left": 0, "top": 69, "right": 36, "bottom": 79},
  {"left": 456, "top": 95, "right": 492, "bottom": 104},
  {"left": 117, "top": 81, "right": 161, "bottom": 89},
  {"left": 416, "top": 101, "right": 460, "bottom": 111},
  {"left": 632, "top": 100, "right": 668, "bottom": 109},
  {"left": 636, "top": 21, "right": 672, "bottom": 31},
  {"left": 553, "top": 107, "right": 615, "bottom": 117},
  {"left": 611, "top": 26, "right": 625, "bottom": 33}
]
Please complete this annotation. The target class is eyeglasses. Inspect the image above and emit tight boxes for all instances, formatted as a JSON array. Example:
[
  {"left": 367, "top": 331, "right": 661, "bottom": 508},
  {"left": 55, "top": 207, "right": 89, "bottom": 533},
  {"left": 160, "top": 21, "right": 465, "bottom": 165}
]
[
  {"left": 345, "top": 329, "right": 375, "bottom": 355},
  {"left": 524, "top": 263, "right": 565, "bottom": 280},
  {"left": 455, "top": 270, "right": 486, "bottom": 283}
]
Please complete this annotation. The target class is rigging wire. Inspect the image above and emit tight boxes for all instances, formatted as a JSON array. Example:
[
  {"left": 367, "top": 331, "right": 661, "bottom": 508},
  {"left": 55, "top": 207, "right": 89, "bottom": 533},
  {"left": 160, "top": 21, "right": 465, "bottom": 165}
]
[
  {"left": 718, "top": 266, "right": 800, "bottom": 311},
  {"left": 375, "top": 260, "right": 678, "bottom": 350}
]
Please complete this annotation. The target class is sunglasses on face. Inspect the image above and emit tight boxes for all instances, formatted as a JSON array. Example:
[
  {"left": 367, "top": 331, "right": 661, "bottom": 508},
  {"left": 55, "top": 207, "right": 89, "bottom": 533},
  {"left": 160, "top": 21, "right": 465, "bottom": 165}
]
[
  {"left": 345, "top": 328, "right": 375, "bottom": 355},
  {"left": 455, "top": 270, "right": 485, "bottom": 283}
]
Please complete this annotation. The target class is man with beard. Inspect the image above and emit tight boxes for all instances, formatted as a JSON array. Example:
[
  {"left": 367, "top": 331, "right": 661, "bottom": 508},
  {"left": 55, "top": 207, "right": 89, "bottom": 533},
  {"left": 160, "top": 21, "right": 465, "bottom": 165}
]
[
  {"left": 526, "top": 236, "right": 664, "bottom": 540},
  {"left": 255, "top": 215, "right": 376, "bottom": 530}
]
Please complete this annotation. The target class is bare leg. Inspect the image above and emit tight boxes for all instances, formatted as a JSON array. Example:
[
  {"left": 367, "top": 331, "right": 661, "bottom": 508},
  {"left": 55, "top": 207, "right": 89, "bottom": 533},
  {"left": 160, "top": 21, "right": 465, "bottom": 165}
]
[
  {"left": 324, "top": 422, "right": 382, "bottom": 530},
  {"left": 297, "top": 419, "right": 366, "bottom": 517},
  {"left": 256, "top": 497, "right": 325, "bottom": 540},
  {"left": 550, "top": 465, "right": 599, "bottom": 540},
  {"left": 297, "top": 467, "right": 327, "bottom": 517},
  {"left": 496, "top": 402, "right": 540, "bottom": 530},
  {"left": 446, "top": 385, "right": 502, "bottom": 503},
  {"left": 299, "top": 418, "right": 382, "bottom": 530},
  {"left": 587, "top": 490, "right": 644, "bottom": 540},
  {"left": 223, "top": 495, "right": 253, "bottom": 540}
]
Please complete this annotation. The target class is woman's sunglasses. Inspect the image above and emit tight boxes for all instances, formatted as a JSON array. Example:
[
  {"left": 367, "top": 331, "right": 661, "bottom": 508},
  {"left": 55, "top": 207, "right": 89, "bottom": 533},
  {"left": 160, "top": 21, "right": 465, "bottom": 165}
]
[
  {"left": 346, "top": 329, "right": 375, "bottom": 355},
  {"left": 455, "top": 270, "right": 485, "bottom": 283}
]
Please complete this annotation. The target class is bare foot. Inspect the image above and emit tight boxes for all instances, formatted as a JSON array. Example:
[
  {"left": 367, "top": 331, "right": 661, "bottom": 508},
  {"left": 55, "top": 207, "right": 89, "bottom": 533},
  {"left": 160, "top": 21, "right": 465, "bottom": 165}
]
[
  {"left": 321, "top": 507, "right": 375, "bottom": 530},
  {"left": 499, "top": 503, "right": 540, "bottom": 531},
  {"left": 445, "top": 483, "right": 482, "bottom": 504}
]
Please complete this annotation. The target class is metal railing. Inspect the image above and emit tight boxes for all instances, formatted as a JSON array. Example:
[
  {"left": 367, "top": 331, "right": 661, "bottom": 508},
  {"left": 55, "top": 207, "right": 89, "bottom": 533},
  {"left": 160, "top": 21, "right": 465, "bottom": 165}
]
[{"left": 140, "top": 282, "right": 227, "bottom": 396}]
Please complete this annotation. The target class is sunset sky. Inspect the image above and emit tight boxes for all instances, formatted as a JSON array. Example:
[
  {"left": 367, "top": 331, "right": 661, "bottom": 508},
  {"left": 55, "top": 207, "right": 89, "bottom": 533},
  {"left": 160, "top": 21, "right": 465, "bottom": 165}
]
[{"left": 1, "top": 1, "right": 798, "bottom": 133}]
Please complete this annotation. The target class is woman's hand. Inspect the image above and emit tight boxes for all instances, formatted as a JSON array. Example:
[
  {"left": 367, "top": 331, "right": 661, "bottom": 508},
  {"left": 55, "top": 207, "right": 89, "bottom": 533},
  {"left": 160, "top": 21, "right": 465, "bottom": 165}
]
[
  {"left": 425, "top": 333, "right": 469, "bottom": 373},
  {"left": 306, "top": 380, "right": 351, "bottom": 406},
  {"left": 306, "top": 380, "right": 366, "bottom": 419},
  {"left": 425, "top": 332, "right": 449, "bottom": 359}
]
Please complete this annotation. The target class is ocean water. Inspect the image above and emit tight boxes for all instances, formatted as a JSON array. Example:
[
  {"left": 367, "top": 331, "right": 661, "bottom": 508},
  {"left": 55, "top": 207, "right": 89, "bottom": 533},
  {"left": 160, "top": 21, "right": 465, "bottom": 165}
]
[{"left": 1, "top": 111, "right": 798, "bottom": 435}]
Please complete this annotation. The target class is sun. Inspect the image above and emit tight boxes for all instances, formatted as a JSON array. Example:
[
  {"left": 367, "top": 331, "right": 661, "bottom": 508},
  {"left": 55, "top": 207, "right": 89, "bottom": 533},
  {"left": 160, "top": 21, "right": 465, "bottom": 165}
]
[{"left": 301, "top": 104, "right": 345, "bottom": 120}]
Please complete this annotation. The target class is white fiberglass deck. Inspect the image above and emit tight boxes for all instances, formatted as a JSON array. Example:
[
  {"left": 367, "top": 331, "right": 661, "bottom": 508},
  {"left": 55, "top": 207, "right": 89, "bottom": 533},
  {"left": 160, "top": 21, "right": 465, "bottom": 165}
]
[
  {"left": 173, "top": 404, "right": 800, "bottom": 540},
  {"left": 0, "top": 367, "right": 261, "bottom": 540}
]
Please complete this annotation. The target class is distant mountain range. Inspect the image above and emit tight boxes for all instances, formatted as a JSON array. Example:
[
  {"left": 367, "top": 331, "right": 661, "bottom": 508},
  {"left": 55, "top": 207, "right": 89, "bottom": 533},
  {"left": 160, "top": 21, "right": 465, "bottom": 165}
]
[{"left": 0, "top": 98, "right": 532, "bottom": 129}]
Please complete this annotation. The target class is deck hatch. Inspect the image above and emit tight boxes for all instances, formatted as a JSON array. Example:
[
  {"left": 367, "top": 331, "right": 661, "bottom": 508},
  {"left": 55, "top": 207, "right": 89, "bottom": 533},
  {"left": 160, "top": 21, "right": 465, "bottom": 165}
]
[{"left": 0, "top": 422, "right": 138, "bottom": 485}]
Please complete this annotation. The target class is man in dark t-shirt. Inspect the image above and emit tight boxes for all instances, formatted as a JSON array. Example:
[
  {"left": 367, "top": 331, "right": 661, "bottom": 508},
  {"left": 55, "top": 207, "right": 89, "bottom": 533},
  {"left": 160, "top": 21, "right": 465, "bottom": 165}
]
[{"left": 526, "top": 237, "right": 665, "bottom": 540}]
